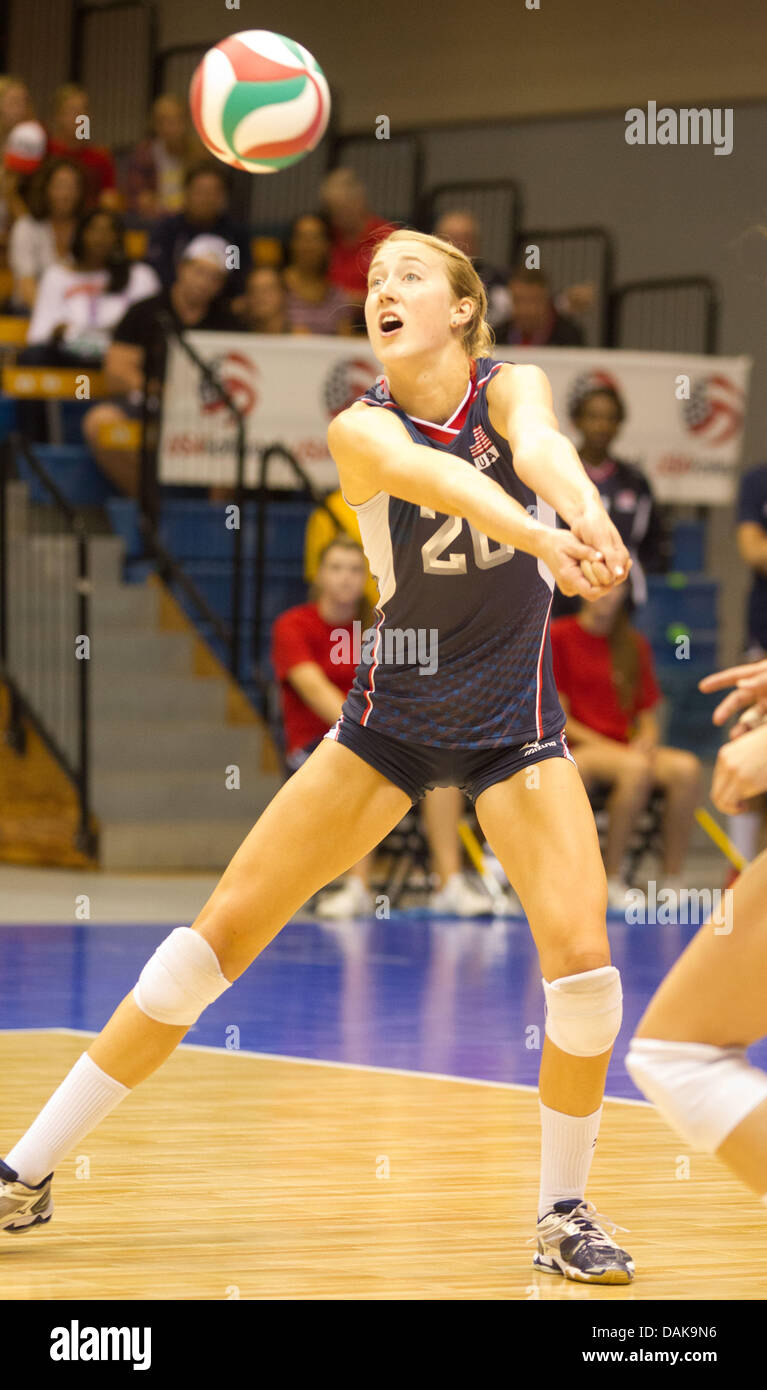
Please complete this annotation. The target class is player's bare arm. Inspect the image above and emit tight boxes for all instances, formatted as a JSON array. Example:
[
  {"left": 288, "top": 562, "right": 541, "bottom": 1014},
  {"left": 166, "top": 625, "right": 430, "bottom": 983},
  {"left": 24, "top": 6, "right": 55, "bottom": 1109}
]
[
  {"left": 486, "top": 362, "right": 631, "bottom": 587},
  {"left": 327, "top": 400, "right": 608, "bottom": 599}
]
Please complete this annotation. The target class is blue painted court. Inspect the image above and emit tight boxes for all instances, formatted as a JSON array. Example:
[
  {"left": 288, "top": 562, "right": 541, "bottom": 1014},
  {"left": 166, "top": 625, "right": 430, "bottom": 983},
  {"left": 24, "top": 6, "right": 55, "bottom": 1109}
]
[{"left": 3, "top": 913, "right": 763, "bottom": 1098}]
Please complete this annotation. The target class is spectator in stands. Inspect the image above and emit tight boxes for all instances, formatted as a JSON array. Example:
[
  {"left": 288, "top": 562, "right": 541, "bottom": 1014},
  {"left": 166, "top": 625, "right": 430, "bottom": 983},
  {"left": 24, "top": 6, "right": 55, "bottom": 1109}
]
[
  {"left": 8, "top": 158, "right": 85, "bottom": 310},
  {"left": 24, "top": 208, "right": 158, "bottom": 362},
  {"left": 123, "top": 94, "right": 203, "bottom": 223},
  {"left": 238, "top": 265, "right": 294, "bottom": 334},
  {"left": 551, "top": 580, "right": 702, "bottom": 908},
  {"left": 319, "top": 167, "right": 395, "bottom": 321},
  {"left": 82, "top": 234, "right": 238, "bottom": 496},
  {"left": 147, "top": 161, "right": 249, "bottom": 301},
  {"left": 281, "top": 212, "right": 355, "bottom": 335},
  {"left": 304, "top": 488, "right": 378, "bottom": 615},
  {"left": 299, "top": 526, "right": 494, "bottom": 917},
  {"left": 553, "top": 384, "right": 670, "bottom": 617},
  {"left": 0, "top": 75, "right": 33, "bottom": 144},
  {"left": 433, "top": 209, "right": 512, "bottom": 330},
  {"left": 46, "top": 84, "right": 118, "bottom": 209},
  {"left": 499, "top": 264, "right": 584, "bottom": 346},
  {"left": 0, "top": 116, "right": 47, "bottom": 271}
]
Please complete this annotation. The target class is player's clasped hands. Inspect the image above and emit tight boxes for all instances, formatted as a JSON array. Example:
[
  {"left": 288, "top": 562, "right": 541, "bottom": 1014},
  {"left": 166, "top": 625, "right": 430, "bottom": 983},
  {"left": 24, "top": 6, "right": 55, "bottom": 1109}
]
[
  {"left": 700, "top": 658, "right": 767, "bottom": 813},
  {"left": 544, "top": 502, "right": 632, "bottom": 601}
]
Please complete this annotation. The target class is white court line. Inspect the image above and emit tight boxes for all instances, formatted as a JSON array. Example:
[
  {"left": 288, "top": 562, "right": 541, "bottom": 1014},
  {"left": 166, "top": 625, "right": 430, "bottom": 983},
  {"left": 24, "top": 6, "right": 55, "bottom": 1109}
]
[{"left": 0, "top": 1026, "right": 651, "bottom": 1108}]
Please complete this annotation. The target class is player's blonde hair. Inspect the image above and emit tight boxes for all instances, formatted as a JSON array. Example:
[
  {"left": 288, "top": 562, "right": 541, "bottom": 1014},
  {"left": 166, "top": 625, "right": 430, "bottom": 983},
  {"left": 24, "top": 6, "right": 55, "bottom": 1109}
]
[{"left": 370, "top": 227, "right": 495, "bottom": 358}]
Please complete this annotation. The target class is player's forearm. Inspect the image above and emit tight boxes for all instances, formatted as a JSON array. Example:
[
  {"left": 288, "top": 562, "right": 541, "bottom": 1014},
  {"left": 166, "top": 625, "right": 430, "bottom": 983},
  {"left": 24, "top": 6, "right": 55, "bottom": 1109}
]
[
  {"left": 414, "top": 449, "right": 551, "bottom": 559},
  {"left": 512, "top": 427, "right": 600, "bottom": 527}
]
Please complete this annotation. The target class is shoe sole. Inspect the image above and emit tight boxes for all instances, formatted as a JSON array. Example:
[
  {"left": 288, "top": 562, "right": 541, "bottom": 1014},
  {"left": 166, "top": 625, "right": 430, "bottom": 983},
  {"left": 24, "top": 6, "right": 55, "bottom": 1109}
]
[
  {"left": 533, "top": 1251, "right": 634, "bottom": 1285},
  {"left": 4, "top": 1210, "right": 53, "bottom": 1233}
]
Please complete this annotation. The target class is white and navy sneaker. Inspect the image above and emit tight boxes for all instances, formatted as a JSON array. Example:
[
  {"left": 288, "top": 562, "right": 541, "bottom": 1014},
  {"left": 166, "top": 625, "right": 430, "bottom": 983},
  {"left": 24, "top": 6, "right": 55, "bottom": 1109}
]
[
  {"left": 0, "top": 1158, "right": 54, "bottom": 1232},
  {"left": 532, "top": 1198, "right": 634, "bottom": 1284}
]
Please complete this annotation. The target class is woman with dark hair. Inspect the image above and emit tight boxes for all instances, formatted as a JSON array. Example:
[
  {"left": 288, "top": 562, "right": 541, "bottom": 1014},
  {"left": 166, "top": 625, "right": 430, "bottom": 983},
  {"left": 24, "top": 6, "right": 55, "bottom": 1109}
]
[
  {"left": 550, "top": 580, "right": 702, "bottom": 907},
  {"left": 8, "top": 158, "right": 85, "bottom": 310},
  {"left": 24, "top": 207, "right": 159, "bottom": 363},
  {"left": 281, "top": 211, "right": 355, "bottom": 335}
]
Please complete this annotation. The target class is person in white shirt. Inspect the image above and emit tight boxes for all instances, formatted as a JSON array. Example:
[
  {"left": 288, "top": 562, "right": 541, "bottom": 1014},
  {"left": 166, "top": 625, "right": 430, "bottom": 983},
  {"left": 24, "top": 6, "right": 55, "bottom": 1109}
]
[
  {"left": 8, "top": 157, "right": 86, "bottom": 310},
  {"left": 25, "top": 207, "right": 159, "bottom": 362}
]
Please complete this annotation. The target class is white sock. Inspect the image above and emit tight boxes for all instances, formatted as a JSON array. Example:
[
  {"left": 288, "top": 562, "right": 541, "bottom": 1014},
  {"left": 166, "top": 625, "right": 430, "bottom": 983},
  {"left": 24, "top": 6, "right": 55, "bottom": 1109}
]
[
  {"left": 538, "top": 1099, "right": 602, "bottom": 1220},
  {"left": 4, "top": 1051, "right": 130, "bottom": 1187}
]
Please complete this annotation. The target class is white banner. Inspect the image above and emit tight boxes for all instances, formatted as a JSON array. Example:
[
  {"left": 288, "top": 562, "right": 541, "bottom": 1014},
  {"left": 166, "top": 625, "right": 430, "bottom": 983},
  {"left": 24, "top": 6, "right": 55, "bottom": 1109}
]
[{"left": 158, "top": 334, "right": 751, "bottom": 503}]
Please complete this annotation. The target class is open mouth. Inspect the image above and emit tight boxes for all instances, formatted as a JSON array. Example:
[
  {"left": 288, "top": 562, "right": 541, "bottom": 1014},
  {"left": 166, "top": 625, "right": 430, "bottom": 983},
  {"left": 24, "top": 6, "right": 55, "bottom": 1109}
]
[{"left": 379, "top": 313, "right": 404, "bottom": 336}]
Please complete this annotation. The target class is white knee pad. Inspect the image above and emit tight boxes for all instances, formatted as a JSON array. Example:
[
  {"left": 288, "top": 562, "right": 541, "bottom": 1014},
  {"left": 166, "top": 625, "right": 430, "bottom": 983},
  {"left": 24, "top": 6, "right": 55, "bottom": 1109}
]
[
  {"left": 542, "top": 965, "right": 623, "bottom": 1057},
  {"left": 133, "top": 927, "right": 232, "bottom": 1026},
  {"left": 626, "top": 1037, "right": 767, "bottom": 1153}
]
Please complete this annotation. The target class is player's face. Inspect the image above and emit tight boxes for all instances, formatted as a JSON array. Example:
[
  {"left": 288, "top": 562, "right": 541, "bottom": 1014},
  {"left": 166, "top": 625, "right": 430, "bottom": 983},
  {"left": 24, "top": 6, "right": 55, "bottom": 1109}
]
[{"left": 365, "top": 243, "right": 459, "bottom": 358}]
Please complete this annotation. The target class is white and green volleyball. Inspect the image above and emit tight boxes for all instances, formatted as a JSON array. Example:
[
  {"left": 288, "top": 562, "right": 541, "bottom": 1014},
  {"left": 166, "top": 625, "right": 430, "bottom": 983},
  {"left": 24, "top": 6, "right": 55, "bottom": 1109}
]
[{"left": 189, "top": 30, "right": 331, "bottom": 174}]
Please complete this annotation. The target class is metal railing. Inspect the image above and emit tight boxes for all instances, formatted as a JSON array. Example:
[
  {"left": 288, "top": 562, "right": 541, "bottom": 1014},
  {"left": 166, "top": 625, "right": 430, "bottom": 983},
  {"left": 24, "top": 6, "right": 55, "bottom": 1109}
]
[
  {"left": 608, "top": 276, "right": 720, "bottom": 354},
  {"left": 513, "top": 225, "right": 615, "bottom": 347},
  {"left": 0, "top": 435, "right": 96, "bottom": 856},
  {"left": 421, "top": 179, "right": 523, "bottom": 272}
]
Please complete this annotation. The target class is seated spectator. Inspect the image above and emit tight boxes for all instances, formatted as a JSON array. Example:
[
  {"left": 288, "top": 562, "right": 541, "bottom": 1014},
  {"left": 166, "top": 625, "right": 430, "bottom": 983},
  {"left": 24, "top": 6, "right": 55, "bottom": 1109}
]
[
  {"left": 147, "top": 161, "right": 250, "bottom": 301},
  {"left": 8, "top": 157, "right": 85, "bottom": 310},
  {"left": 498, "top": 264, "right": 584, "bottom": 346},
  {"left": 123, "top": 94, "right": 204, "bottom": 223},
  {"left": 237, "top": 265, "right": 295, "bottom": 334},
  {"left": 0, "top": 74, "right": 33, "bottom": 144},
  {"left": 83, "top": 234, "right": 238, "bottom": 497},
  {"left": 319, "top": 167, "right": 395, "bottom": 321},
  {"left": 304, "top": 486, "right": 378, "bottom": 615},
  {"left": 0, "top": 116, "right": 46, "bottom": 269},
  {"left": 292, "top": 531, "right": 496, "bottom": 919},
  {"left": 281, "top": 212, "right": 355, "bottom": 335},
  {"left": 552, "top": 383, "right": 669, "bottom": 617},
  {"left": 551, "top": 581, "right": 702, "bottom": 908},
  {"left": 46, "top": 84, "right": 118, "bottom": 209},
  {"left": 433, "top": 209, "right": 511, "bottom": 329},
  {"left": 24, "top": 208, "right": 158, "bottom": 363}
]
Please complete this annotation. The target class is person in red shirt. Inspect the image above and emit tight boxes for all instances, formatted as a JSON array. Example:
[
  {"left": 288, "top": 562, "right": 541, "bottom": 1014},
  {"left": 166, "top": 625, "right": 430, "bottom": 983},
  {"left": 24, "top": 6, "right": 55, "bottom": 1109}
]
[
  {"left": 319, "top": 167, "right": 395, "bottom": 323},
  {"left": 46, "top": 84, "right": 118, "bottom": 210},
  {"left": 550, "top": 581, "right": 702, "bottom": 906}
]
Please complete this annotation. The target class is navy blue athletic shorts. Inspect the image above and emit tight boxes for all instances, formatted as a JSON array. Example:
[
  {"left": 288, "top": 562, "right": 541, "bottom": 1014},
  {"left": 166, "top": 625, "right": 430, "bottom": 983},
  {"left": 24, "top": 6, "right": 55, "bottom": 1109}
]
[{"left": 322, "top": 717, "right": 576, "bottom": 806}]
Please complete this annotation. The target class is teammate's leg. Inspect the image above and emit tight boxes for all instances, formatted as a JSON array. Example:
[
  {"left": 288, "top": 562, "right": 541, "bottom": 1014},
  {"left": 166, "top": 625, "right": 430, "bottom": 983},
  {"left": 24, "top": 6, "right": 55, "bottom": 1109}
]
[
  {"left": 627, "top": 848, "right": 767, "bottom": 1197},
  {"left": 2, "top": 740, "right": 411, "bottom": 1206},
  {"left": 476, "top": 757, "right": 632, "bottom": 1281}
]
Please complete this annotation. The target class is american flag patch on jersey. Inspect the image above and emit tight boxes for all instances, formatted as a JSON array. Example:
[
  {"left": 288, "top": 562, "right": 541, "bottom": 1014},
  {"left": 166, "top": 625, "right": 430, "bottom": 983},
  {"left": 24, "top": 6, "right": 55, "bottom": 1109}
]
[
  {"left": 469, "top": 424, "right": 500, "bottom": 470},
  {"left": 470, "top": 426, "right": 495, "bottom": 456}
]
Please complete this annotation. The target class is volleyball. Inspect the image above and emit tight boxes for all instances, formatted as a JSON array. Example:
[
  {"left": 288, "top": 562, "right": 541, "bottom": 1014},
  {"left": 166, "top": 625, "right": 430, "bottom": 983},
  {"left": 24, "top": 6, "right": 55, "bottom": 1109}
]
[{"left": 189, "top": 30, "right": 331, "bottom": 174}]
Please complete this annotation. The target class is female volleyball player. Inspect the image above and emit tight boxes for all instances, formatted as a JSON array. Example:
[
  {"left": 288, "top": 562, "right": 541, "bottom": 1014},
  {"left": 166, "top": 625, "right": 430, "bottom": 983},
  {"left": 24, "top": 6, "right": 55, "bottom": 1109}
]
[
  {"left": 1, "top": 229, "right": 635, "bottom": 1283},
  {"left": 627, "top": 656, "right": 767, "bottom": 1200}
]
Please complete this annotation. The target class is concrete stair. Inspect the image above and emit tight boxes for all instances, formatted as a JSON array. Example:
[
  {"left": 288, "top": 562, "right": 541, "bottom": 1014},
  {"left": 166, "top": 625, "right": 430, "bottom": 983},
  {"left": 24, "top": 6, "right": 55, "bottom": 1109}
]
[{"left": 4, "top": 491, "right": 283, "bottom": 869}]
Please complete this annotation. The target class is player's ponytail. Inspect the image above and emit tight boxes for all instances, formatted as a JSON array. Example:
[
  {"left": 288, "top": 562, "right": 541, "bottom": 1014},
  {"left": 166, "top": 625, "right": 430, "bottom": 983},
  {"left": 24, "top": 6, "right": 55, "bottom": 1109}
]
[{"left": 371, "top": 228, "right": 495, "bottom": 358}]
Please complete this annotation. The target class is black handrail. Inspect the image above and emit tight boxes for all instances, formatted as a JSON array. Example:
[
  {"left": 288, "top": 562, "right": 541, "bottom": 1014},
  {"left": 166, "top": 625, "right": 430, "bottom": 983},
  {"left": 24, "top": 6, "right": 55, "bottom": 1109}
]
[
  {"left": 0, "top": 434, "right": 96, "bottom": 857},
  {"left": 608, "top": 276, "right": 720, "bottom": 354}
]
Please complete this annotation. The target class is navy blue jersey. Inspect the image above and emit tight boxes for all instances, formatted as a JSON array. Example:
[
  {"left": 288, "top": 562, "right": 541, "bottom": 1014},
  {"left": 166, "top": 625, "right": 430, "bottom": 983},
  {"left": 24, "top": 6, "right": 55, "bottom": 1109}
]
[{"left": 337, "top": 356, "right": 565, "bottom": 748}]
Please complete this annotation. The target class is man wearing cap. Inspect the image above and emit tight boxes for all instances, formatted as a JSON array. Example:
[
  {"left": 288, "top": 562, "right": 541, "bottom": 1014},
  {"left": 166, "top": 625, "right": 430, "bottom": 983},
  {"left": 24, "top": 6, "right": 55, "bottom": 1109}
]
[{"left": 83, "top": 234, "right": 239, "bottom": 497}]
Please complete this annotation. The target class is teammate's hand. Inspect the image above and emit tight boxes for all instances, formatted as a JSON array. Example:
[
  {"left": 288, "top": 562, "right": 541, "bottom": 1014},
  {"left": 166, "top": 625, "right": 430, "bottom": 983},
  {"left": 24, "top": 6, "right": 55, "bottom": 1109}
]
[
  {"left": 542, "top": 529, "right": 613, "bottom": 599},
  {"left": 699, "top": 657, "right": 767, "bottom": 725},
  {"left": 710, "top": 722, "right": 767, "bottom": 813},
  {"left": 570, "top": 500, "right": 632, "bottom": 589}
]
